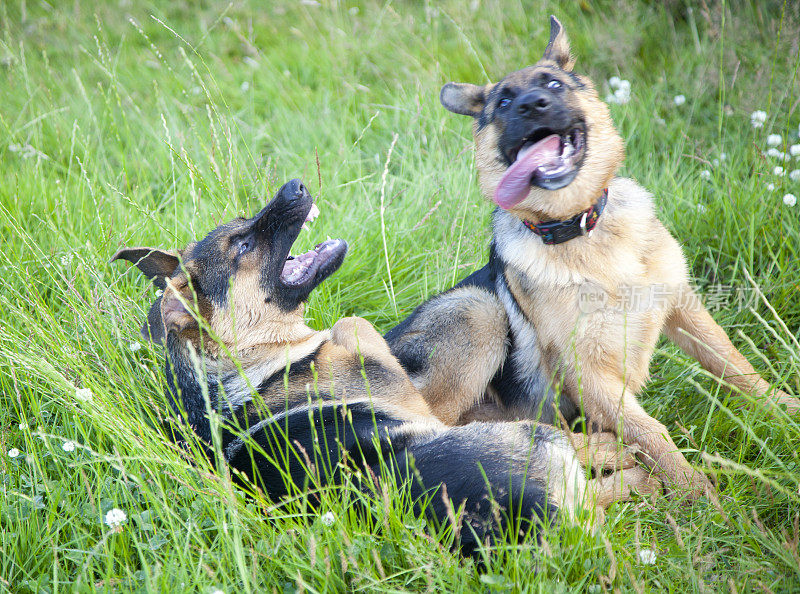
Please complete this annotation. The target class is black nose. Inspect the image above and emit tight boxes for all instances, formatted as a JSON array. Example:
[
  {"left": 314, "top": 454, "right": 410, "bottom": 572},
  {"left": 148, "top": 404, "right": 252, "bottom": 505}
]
[
  {"left": 517, "top": 90, "right": 551, "bottom": 117},
  {"left": 279, "top": 178, "right": 310, "bottom": 201}
]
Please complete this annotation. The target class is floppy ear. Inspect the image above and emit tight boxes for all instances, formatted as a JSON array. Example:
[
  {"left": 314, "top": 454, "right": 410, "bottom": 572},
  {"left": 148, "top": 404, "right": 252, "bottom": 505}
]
[
  {"left": 111, "top": 247, "right": 180, "bottom": 290},
  {"left": 440, "top": 82, "right": 487, "bottom": 117},
  {"left": 542, "top": 15, "right": 574, "bottom": 71},
  {"left": 139, "top": 282, "right": 198, "bottom": 344},
  {"left": 160, "top": 287, "right": 197, "bottom": 337}
]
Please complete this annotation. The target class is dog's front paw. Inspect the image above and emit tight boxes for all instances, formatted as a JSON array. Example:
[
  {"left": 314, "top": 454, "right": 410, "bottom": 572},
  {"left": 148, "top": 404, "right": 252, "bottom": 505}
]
[{"left": 663, "top": 467, "right": 714, "bottom": 502}]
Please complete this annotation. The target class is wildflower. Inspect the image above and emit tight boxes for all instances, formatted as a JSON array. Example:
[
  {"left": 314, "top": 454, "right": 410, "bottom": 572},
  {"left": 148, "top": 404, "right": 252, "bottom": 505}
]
[
  {"left": 60, "top": 253, "right": 74, "bottom": 267},
  {"left": 638, "top": 548, "right": 657, "bottom": 565},
  {"left": 155, "top": 289, "right": 164, "bottom": 297},
  {"left": 320, "top": 511, "right": 336, "bottom": 526},
  {"left": 790, "top": 144, "right": 800, "bottom": 158},
  {"left": 700, "top": 170, "right": 711, "bottom": 180},
  {"left": 673, "top": 94, "right": 686, "bottom": 106},
  {"left": 784, "top": 194, "right": 797, "bottom": 207},
  {"left": 18, "top": 422, "right": 29, "bottom": 431},
  {"left": 8, "top": 448, "right": 20, "bottom": 458},
  {"left": 774, "top": 166, "right": 784, "bottom": 176},
  {"left": 75, "top": 387, "right": 93, "bottom": 402},
  {"left": 608, "top": 76, "right": 621, "bottom": 88},
  {"left": 750, "top": 110, "right": 767, "bottom": 128},
  {"left": 790, "top": 170, "right": 800, "bottom": 182},
  {"left": 129, "top": 341, "right": 142, "bottom": 352},
  {"left": 766, "top": 148, "right": 784, "bottom": 159},
  {"left": 240, "top": 81, "right": 250, "bottom": 93},
  {"left": 696, "top": 204, "right": 707, "bottom": 214},
  {"left": 720, "top": 152, "right": 727, "bottom": 161},
  {"left": 606, "top": 78, "right": 631, "bottom": 105},
  {"left": 767, "top": 134, "right": 782, "bottom": 147},
  {"left": 104, "top": 508, "right": 127, "bottom": 531},
  {"left": 712, "top": 158, "right": 720, "bottom": 167},
  {"left": 210, "top": 590, "right": 225, "bottom": 594},
  {"left": 348, "top": 6, "right": 359, "bottom": 15},
  {"left": 767, "top": 183, "right": 775, "bottom": 192},
  {"left": 62, "top": 441, "right": 76, "bottom": 452}
]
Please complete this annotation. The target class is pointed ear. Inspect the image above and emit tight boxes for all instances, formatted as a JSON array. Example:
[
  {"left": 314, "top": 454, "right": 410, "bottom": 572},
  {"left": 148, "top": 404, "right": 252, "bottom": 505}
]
[
  {"left": 111, "top": 247, "right": 180, "bottom": 290},
  {"left": 542, "top": 16, "right": 574, "bottom": 71},
  {"left": 440, "top": 82, "right": 487, "bottom": 117}
]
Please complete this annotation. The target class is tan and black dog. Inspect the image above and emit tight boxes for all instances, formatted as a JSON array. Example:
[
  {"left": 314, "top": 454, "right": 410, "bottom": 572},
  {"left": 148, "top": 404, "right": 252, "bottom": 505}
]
[
  {"left": 113, "top": 179, "right": 653, "bottom": 556},
  {"left": 386, "top": 17, "right": 798, "bottom": 498}
]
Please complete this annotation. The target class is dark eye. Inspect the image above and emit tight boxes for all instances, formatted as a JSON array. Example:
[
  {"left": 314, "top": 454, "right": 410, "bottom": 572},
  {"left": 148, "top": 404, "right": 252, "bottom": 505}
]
[
  {"left": 547, "top": 79, "right": 562, "bottom": 89},
  {"left": 498, "top": 97, "right": 511, "bottom": 108},
  {"left": 238, "top": 240, "right": 251, "bottom": 255}
]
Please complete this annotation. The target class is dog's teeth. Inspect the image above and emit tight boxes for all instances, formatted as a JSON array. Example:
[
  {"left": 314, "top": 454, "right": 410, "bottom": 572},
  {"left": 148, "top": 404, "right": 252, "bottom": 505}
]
[
  {"left": 305, "top": 203, "right": 320, "bottom": 223},
  {"left": 326, "top": 235, "right": 331, "bottom": 242}
]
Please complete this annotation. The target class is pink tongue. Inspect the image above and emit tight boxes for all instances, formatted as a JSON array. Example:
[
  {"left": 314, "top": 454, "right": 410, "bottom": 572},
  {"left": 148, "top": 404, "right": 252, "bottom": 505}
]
[{"left": 494, "top": 134, "right": 562, "bottom": 209}]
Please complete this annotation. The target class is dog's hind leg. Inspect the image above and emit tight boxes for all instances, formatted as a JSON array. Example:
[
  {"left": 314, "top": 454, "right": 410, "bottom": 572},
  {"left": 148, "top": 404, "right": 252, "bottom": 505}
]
[
  {"left": 665, "top": 292, "right": 799, "bottom": 414},
  {"left": 386, "top": 287, "right": 509, "bottom": 425}
]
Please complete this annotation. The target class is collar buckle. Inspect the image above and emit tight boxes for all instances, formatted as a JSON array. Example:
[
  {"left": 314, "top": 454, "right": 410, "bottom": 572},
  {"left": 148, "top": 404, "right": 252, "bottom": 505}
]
[{"left": 579, "top": 211, "right": 588, "bottom": 236}]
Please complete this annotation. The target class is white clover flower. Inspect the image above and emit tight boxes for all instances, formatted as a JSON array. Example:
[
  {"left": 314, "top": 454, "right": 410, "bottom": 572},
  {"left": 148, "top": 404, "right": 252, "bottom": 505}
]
[
  {"left": 696, "top": 204, "right": 708, "bottom": 214},
  {"left": 750, "top": 110, "right": 767, "bottom": 128},
  {"left": 155, "top": 289, "right": 164, "bottom": 297},
  {"left": 767, "top": 183, "right": 775, "bottom": 191},
  {"left": 104, "top": 508, "right": 127, "bottom": 530},
  {"left": 320, "top": 511, "right": 336, "bottom": 526},
  {"left": 767, "top": 134, "right": 783, "bottom": 147},
  {"left": 75, "top": 387, "right": 93, "bottom": 402},
  {"left": 712, "top": 158, "right": 720, "bottom": 167},
  {"left": 790, "top": 170, "right": 800, "bottom": 182},
  {"left": 790, "top": 144, "right": 800, "bottom": 157},
  {"left": 18, "top": 422, "right": 29, "bottom": 431},
  {"left": 720, "top": 152, "right": 727, "bottom": 161},
  {"left": 774, "top": 166, "right": 785, "bottom": 176},
  {"left": 60, "top": 253, "right": 74, "bottom": 267},
  {"left": 210, "top": 590, "right": 225, "bottom": 594},
  {"left": 608, "top": 76, "right": 621, "bottom": 89},
  {"left": 613, "top": 87, "right": 630, "bottom": 104},
  {"left": 638, "top": 548, "right": 657, "bottom": 565},
  {"left": 129, "top": 341, "right": 142, "bottom": 352},
  {"left": 673, "top": 94, "right": 686, "bottom": 106},
  {"left": 240, "top": 81, "right": 250, "bottom": 93},
  {"left": 8, "top": 448, "right": 20, "bottom": 458},
  {"left": 700, "top": 169, "right": 712, "bottom": 180},
  {"left": 348, "top": 6, "right": 359, "bottom": 15},
  {"left": 784, "top": 193, "right": 797, "bottom": 207},
  {"left": 766, "top": 148, "right": 783, "bottom": 158},
  {"left": 62, "top": 441, "right": 76, "bottom": 452}
]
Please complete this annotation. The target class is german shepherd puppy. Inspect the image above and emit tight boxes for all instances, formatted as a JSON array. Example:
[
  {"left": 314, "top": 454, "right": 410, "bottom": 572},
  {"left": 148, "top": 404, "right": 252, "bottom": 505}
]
[
  {"left": 113, "top": 179, "right": 653, "bottom": 555},
  {"left": 386, "top": 17, "right": 798, "bottom": 499}
]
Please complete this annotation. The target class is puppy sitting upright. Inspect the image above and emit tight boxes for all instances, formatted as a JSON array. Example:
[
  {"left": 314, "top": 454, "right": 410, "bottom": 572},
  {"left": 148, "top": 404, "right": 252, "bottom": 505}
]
[
  {"left": 113, "top": 179, "right": 652, "bottom": 556},
  {"left": 387, "top": 17, "right": 797, "bottom": 498}
]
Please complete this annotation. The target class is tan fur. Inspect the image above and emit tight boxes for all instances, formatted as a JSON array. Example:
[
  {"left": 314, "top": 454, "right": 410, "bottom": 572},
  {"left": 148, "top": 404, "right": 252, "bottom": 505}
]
[{"left": 436, "top": 16, "right": 797, "bottom": 498}]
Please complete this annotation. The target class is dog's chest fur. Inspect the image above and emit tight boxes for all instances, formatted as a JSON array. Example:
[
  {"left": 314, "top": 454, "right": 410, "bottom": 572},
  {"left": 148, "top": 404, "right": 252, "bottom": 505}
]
[{"left": 492, "top": 177, "right": 688, "bottom": 412}]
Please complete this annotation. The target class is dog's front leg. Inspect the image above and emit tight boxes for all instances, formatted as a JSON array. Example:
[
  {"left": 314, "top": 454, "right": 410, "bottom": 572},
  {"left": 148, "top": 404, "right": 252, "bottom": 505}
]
[
  {"left": 664, "top": 291, "right": 798, "bottom": 414},
  {"left": 580, "top": 373, "right": 712, "bottom": 499}
]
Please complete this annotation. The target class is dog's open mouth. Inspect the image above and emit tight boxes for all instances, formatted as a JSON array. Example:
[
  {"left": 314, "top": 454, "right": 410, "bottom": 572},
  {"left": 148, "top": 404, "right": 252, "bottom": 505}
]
[
  {"left": 495, "top": 123, "right": 586, "bottom": 209},
  {"left": 279, "top": 204, "right": 347, "bottom": 288}
]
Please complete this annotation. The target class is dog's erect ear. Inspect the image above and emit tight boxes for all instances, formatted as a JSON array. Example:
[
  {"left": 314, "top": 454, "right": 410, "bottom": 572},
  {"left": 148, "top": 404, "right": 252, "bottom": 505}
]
[
  {"left": 111, "top": 247, "right": 180, "bottom": 290},
  {"left": 440, "top": 82, "right": 487, "bottom": 117},
  {"left": 542, "top": 16, "right": 574, "bottom": 71}
]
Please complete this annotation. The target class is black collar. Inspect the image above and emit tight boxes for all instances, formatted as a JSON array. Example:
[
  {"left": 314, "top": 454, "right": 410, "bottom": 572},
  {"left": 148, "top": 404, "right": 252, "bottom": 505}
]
[{"left": 522, "top": 189, "right": 608, "bottom": 245}]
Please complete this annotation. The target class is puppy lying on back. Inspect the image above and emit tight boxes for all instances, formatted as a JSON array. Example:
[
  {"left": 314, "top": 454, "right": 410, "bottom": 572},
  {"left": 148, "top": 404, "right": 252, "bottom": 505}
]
[
  {"left": 114, "top": 178, "right": 654, "bottom": 555},
  {"left": 387, "top": 16, "right": 798, "bottom": 499}
]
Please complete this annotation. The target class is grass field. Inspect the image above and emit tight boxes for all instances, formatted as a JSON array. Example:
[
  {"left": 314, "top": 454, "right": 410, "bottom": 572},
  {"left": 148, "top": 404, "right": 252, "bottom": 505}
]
[{"left": 1, "top": 0, "right": 800, "bottom": 591}]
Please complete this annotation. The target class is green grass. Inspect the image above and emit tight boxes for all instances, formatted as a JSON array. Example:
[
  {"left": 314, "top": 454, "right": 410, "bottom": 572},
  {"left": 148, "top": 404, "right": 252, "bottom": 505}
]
[{"left": 1, "top": 0, "right": 799, "bottom": 591}]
